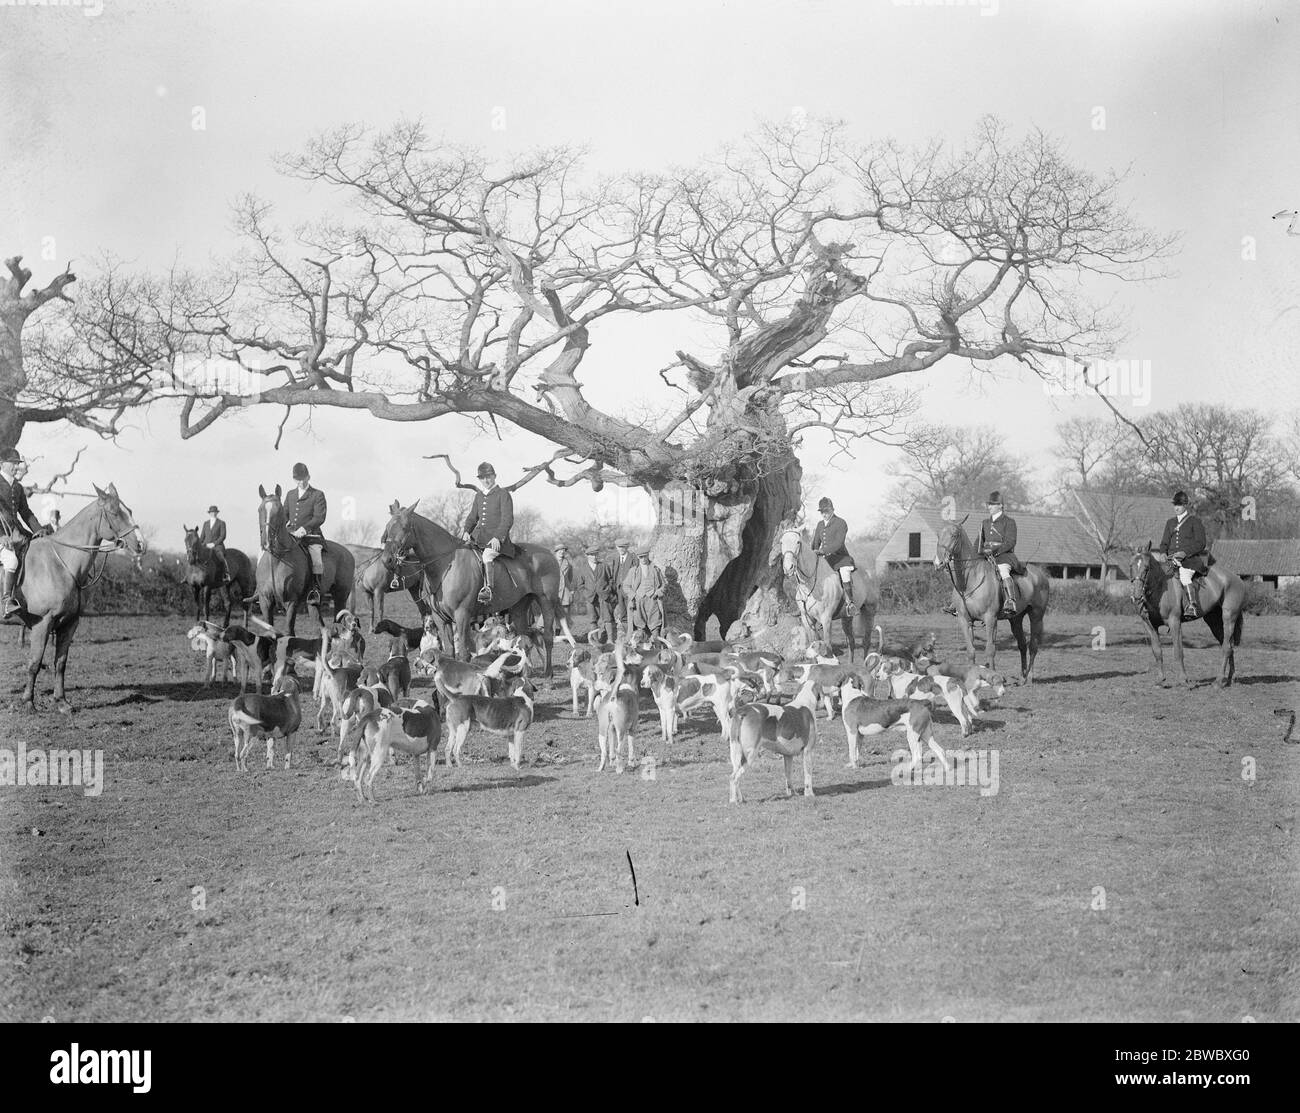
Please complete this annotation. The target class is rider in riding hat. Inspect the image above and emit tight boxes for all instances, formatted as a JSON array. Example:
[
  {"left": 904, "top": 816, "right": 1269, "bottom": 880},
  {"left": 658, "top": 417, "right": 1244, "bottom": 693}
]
[
  {"left": 200, "top": 504, "right": 234, "bottom": 584},
  {"left": 977, "top": 491, "right": 1023, "bottom": 615},
  {"left": 812, "top": 497, "right": 856, "bottom": 607},
  {"left": 0, "top": 448, "right": 45, "bottom": 617},
  {"left": 461, "top": 462, "right": 515, "bottom": 605},
  {"left": 1155, "top": 490, "right": 1208, "bottom": 619},
  {"left": 284, "top": 462, "right": 327, "bottom": 604}
]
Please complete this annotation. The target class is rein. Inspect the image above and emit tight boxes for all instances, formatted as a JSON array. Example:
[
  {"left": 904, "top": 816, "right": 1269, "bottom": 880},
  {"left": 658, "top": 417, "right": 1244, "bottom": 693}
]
[{"left": 44, "top": 507, "right": 136, "bottom": 591}]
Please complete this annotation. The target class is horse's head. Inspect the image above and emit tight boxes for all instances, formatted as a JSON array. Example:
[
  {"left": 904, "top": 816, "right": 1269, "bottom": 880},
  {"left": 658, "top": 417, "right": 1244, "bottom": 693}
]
[
  {"left": 183, "top": 525, "right": 201, "bottom": 565},
  {"left": 257, "top": 484, "right": 286, "bottom": 552},
  {"left": 933, "top": 515, "right": 970, "bottom": 570},
  {"left": 94, "top": 483, "right": 143, "bottom": 555},
  {"left": 1129, "top": 541, "right": 1157, "bottom": 605},
  {"left": 381, "top": 499, "right": 417, "bottom": 571},
  {"left": 771, "top": 521, "right": 807, "bottom": 578}
]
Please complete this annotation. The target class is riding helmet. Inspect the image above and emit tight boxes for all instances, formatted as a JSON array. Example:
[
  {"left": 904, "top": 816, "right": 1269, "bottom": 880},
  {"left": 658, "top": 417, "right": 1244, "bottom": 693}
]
[
  {"left": 208, "top": 505, "right": 219, "bottom": 514},
  {"left": 292, "top": 462, "right": 310, "bottom": 481},
  {"left": 476, "top": 462, "right": 496, "bottom": 478},
  {"left": 0, "top": 448, "right": 20, "bottom": 464},
  {"left": 988, "top": 491, "right": 1002, "bottom": 505},
  {"left": 817, "top": 497, "right": 833, "bottom": 512},
  {"left": 1172, "top": 490, "right": 1190, "bottom": 506}
]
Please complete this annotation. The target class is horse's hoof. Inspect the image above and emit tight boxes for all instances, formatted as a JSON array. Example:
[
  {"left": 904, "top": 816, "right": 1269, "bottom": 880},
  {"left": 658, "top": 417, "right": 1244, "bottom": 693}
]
[
  {"left": 1214, "top": 679, "right": 1228, "bottom": 689},
  {"left": 53, "top": 699, "right": 74, "bottom": 716}
]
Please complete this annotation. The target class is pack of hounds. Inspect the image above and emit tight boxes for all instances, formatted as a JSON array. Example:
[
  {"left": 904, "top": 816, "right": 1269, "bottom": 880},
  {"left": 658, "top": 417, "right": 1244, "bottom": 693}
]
[{"left": 188, "top": 613, "right": 1007, "bottom": 805}]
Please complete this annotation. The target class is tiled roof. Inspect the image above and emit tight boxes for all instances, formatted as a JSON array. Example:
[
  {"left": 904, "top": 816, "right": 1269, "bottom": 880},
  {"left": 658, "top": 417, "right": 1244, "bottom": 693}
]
[
  {"left": 1209, "top": 539, "right": 1300, "bottom": 576},
  {"left": 1069, "top": 490, "right": 1173, "bottom": 549},
  {"left": 913, "top": 505, "right": 1101, "bottom": 566}
]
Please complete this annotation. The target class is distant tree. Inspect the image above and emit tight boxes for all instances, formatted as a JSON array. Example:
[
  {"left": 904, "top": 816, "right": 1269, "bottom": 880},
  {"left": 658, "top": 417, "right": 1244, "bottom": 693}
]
[
  {"left": 331, "top": 518, "right": 380, "bottom": 547},
  {"left": 882, "top": 422, "right": 1036, "bottom": 527}
]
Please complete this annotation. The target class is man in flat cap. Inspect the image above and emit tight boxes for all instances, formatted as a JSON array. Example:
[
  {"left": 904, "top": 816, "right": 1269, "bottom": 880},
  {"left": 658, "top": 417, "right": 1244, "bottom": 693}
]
[
  {"left": 461, "top": 462, "right": 515, "bottom": 605},
  {"left": 1154, "top": 490, "right": 1208, "bottom": 619},
  {"left": 285, "top": 462, "right": 327, "bottom": 603},
  {"left": 199, "top": 504, "right": 233, "bottom": 584},
  {"left": 579, "top": 542, "right": 601, "bottom": 633},
  {"left": 591, "top": 543, "right": 618, "bottom": 644},
  {"left": 627, "top": 546, "right": 665, "bottom": 638},
  {"left": 612, "top": 537, "right": 636, "bottom": 637},
  {"left": 0, "top": 447, "right": 45, "bottom": 617},
  {"left": 976, "top": 490, "right": 1023, "bottom": 615}
]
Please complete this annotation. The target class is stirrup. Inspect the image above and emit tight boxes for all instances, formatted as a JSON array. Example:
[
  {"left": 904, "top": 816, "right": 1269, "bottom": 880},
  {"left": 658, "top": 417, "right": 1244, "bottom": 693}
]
[
  {"left": 941, "top": 603, "right": 958, "bottom": 617},
  {"left": 477, "top": 586, "right": 493, "bottom": 605}
]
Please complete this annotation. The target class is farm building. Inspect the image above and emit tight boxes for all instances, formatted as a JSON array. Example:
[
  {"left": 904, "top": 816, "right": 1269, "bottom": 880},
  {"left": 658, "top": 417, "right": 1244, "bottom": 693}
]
[
  {"left": 875, "top": 504, "right": 1110, "bottom": 581},
  {"left": 1205, "top": 539, "right": 1300, "bottom": 589}
]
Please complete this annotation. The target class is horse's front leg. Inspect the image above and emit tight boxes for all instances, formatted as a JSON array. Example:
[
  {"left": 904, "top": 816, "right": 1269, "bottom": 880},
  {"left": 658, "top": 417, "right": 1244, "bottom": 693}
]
[
  {"left": 956, "top": 596, "right": 977, "bottom": 663},
  {"left": 982, "top": 610, "right": 998, "bottom": 672},
  {"left": 51, "top": 615, "right": 81, "bottom": 714},
  {"left": 454, "top": 608, "right": 473, "bottom": 661},
  {"left": 24, "top": 614, "right": 54, "bottom": 710},
  {"left": 1137, "top": 610, "right": 1168, "bottom": 686},
  {"left": 1027, "top": 608, "right": 1045, "bottom": 685},
  {"left": 286, "top": 597, "right": 300, "bottom": 638},
  {"left": 1168, "top": 614, "right": 1190, "bottom": 687},
  {"left": 1009, "top": 612, "right": 1029, "bottom": 683}
]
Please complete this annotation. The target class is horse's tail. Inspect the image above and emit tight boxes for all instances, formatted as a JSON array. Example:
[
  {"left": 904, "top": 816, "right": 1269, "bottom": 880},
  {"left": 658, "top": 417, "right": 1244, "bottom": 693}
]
[
  {"left": 1232, "top": 609, "right": 1245, "bottom": 647},
  {"left": 873, "top": 624, "right": 883, "bottom": 653}
]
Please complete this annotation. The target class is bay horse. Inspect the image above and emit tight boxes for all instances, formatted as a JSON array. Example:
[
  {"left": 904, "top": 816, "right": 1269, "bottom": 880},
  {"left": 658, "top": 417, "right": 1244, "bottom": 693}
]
[
  {"left": 1129, "top": 542, "right": 1246, "bottom": 688},
  {"left": 254, "top": 485, "right": 355, "bottom": 635},
  {"left": 356, "top": 548, "right": 428, "bottom": 630},
  {"left": 934, "top": 517, "right": 1050, "bottom": 684},
  {"left": 772, "top": 525, "right": 878, "bottom": 662},
  {"left": 182, "top": 525, "right": 254, "bottom": 625},
  {"left": 380, "top": 500, "right": 562, "bottom": 676},
  {"left": 10, "top": 483, "right": 143, "bottom": 713}
]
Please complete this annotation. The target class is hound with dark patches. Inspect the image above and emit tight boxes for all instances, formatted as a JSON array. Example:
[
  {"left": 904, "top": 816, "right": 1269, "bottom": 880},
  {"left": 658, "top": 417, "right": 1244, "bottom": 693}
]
[
  {"left": 839, "top": 677, "right": 947, "bottom": 771},
  {"left": 187, "top": 624, "right": 235, "bottom": 687},
  {"left": 426, "top": 650, "right": 516, "bottom": 703},
  {"left": 336, "top": 669, "right": 395, "bottom": 761},
  {"left": 373, "top": 618, "right": 426, "bottom": 657},
  {"left": 314, "top": 630, "right": 363, "bottom": 730},
  {"left": 228, "top": 676, "right": 302, "bottom": 771},
  {"left": 220, "top": 624, "right": 277, "bottom": 693},
  {"left": 445, "top": 683, "right": 536, "bottom": 770},
  {"left": 640, "top": 663, "right": 681, "bottom": 745},
  {"left": 378, "top": 653, "right": 412, "bottom": 700},
  {"left": 873, "top": 626, "right": 937, "bottom": 670},
  {"left": 272, "top": 632, "right": 324, "bottom": 690},
  {"left": 341, "top": 698, "right": 441, "bottom": 803},
  {"left": 594, "top": 645, "right": 639, "bottom": 773},
  {"left": 728, "top": 676, "right": 821, "bottom": 804},
  {"left": 569, "top": 644, "right": 598, "bottom": 717}
]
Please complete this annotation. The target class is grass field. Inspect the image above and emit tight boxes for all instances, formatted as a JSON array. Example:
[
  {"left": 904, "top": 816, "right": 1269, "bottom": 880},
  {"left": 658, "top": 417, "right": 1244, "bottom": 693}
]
[{"left": 2, "top": 604, "right": 1297, "bottom": 1022}]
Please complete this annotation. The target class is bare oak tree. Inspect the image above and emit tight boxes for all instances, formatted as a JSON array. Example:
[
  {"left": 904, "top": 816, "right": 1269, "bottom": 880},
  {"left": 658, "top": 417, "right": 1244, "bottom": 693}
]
[{"left": 150, "top": 116, "right": 1171, "bottom": 635}]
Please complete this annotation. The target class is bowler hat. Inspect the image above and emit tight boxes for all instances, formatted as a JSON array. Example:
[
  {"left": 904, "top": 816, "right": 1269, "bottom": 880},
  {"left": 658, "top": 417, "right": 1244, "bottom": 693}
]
[
  {"left": 208, "top": 505, "right": 219, "bottom": 514},
  {"left": 988, "top": 491, "right": 1003, "bottom": 504},
  {"left": 817, "top": 497, "right": 833, "bottom": 511},
  {"left": 0, "top": 448, "right": 21, "bottom": 464},
  {"left": 292, "top": 462, "right": 310, "bottom": 480},
  {"left": 1172, "top": 490, "right": 1190, "bottom": 506},
  {"left": 476, "top": 462, "right": 496, "bottom": 478}
]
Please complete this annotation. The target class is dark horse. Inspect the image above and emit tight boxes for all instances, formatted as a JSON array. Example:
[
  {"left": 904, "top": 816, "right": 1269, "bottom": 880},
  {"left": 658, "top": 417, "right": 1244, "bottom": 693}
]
[
  {"left": 354, "top": 546, "right": 428, "bottom": 630},
  {"left": 934, "top": 517, "right": 1051, "bottom": 684},
  {"left": 254, "top": 485, "right": 355, "bottom": 635},
  {"left": 11, "top": 484, "right": 143, "bottom": 713},
  {"left": 1129, "top": 543, "right": 1246, "bottom": 688},
  {"left": 380, "top": 500, "right": 562, "bottom": 676},
  {"left": 182, "top": 525, "right": 254, "bottom": 625}
]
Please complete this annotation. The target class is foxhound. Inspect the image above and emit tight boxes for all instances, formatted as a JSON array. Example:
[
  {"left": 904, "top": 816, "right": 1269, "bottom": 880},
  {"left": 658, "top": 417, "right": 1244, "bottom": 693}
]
[
  {"left": 444, "top": 683, "right": 536, "bottom": 770},
  {"left": 728, "top": 676, "right": 821, "bottom": 804},
  {"left": 228, "top": 676, "right": 302, "bottom": 771}
]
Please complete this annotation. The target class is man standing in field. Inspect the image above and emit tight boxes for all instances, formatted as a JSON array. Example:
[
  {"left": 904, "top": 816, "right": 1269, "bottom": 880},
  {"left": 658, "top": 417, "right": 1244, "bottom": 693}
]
[
  {"left": 628, "top": 546, "right": 666, "bottom": 638},
  {"left": 592, "top": 544, "right": 619, "bottom": 644},
  {"left": 612, "top": 536, "right": 636, "bottom": 637}
]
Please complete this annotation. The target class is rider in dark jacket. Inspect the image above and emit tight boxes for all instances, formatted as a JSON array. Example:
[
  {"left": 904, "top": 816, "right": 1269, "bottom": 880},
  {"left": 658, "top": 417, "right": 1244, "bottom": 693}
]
[
  {"left": 976, "top": 491, "right": 1023, "bottom": 614},
  {"left": 812, "top": 497, "right": 856, "bottom": 607},
  {"left": 1155, "top": 490, "right": 1208, "bottom": 618}
]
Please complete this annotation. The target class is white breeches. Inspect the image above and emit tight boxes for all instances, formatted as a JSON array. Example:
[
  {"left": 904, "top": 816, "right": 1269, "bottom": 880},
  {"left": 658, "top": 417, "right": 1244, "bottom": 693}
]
[
  {"left": 308, "top": 544, "right": 324, "bottom": 574},
  {"left": 838, "top": 565, "right": 853, "bottom": 584},
  {"left": 483, "top": 547, "right": 499, "bottom": 564},
  {"left": 0, "top": 547, "right": 17, "bottom": 572},
  {"left": 997, "top": 563, "right": 1012, "bottom": 580},
  {"left": 1178, "top": 566, "right": 1195, "bottom": 587}
]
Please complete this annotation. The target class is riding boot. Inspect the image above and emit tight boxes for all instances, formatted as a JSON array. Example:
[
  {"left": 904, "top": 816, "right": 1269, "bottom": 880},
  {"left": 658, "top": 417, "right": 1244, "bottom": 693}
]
[
  {"left": 1, "top": 568, "right": 19, "bottom": 618},
  {"left": 1183, "top": 581, "right": 1201, "bottom": 619},
  {"left": 477, "top": 562, "right": 494, "bottom": 606},
  {"left": 1002, "top": 577, "right": 1020, "bottom": 614},
  {"left": 305, "top": 571, "right": 322, "bottom": 605},
  {"left": 841, "top": 578, "right": 855, "bottom": 608}
]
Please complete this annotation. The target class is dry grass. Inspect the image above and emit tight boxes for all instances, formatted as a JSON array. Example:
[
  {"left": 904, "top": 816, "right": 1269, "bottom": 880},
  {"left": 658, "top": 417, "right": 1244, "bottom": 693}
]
[{"left": 1, "top": 605, "right": 1297, "bottom": 1022}]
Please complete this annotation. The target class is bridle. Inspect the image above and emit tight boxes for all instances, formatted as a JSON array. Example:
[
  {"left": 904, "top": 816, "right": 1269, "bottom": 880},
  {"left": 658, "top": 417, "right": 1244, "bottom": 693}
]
[
  {"left": 934, "top": 527, "right": 986, "bottom": 600},
  {"left": 46, "top": 502, "right": 142, "bottom": 590},
  {"left": 259, "top": 497, "right": 295, "bottom": 561},
  {"left": 383, "top": 517, "right": 442, "bottom": 597},
  {"left": 780, "top": 529, "right": 820, "bottom": 591}
]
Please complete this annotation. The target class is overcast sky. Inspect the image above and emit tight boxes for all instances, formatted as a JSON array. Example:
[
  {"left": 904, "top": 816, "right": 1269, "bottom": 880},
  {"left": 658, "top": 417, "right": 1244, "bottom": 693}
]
[{"left": 3, "top": 0, "right": 1298, "bottom": 551}]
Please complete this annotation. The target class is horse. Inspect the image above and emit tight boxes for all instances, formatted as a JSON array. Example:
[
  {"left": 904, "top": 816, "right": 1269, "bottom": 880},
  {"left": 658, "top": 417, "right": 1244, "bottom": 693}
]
[
  {"left": 254, "top": 484, "right": 355, "bottom": 635},
  {"left": 934, "top": 517, "right": 1050, "bottom": 684},
  {"left": 773, "top": 525, "right": 878, "bottom": 662},
  {"left": 182, "top": 525, "right": 254, "bottom": 626},
  {"left": 10, "top": 483, "right": 143, "bottom": 713},
  {"left": 380, "top": 500, "right": 562, "bottom": 676},
  {"left": 355, "top": 548, "right": 428, "bottom": 630},
  {"left": 1129, "top": 542, "right": 1246, "bottom": 688}
]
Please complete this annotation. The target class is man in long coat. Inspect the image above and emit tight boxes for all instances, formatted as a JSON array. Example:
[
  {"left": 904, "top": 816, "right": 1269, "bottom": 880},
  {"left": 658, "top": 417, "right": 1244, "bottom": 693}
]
[
  {"left": 461, "top": 462, "right": 516, "bottom": 605},
  {"left": 1155, "top": 489, "right": 1209, "bottom": 618},
  {"left": 0, "top": 448, "right": 44, "bottom": 617},
  {"left": 976, "top": 490, "right": 1024, "bottom": 614},
  {"left": 811, "top": 497, "right": 857, "bottom": 607},
  {"left": 285, "top": 461, "right": 328, "bottom": 603},
  {"left": 199, "top": 504, "right": 234, "bottom": 583}
]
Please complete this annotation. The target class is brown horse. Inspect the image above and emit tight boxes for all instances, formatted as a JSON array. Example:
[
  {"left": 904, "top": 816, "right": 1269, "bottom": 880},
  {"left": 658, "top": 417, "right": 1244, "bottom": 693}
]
[
  {"left": 354, "top": 547, "right": 427, "bottom": 630},
  {"left": 773, "top": 525, "right": 878, "bottom": 661},
  {"left": 380, "top": 500, "right": 562, "bottom": 676},
  {"left": 934, "top": 517, "right": 1050, "bottom": 684},
  {"left": 11, "top": 484, "right": 143, "bottom": 713},
  {"left": 254, "top": 485, "right": 355, "bottom": 635},
  {"left": 1129, "top": 543, "right": 1246, "bottom": 688},
  {"left": 182, "top": 526, "right": 254, "bottom": 626}
]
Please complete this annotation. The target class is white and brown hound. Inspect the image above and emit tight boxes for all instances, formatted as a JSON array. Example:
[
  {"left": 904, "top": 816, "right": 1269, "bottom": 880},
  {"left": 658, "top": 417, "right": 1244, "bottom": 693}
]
[
  {"left": 228, "top": 675, "right": 302, "bottom": 771},
  {"left": 728, "top": 676, "right": 821, "bottom": 804},
  {"left": 444, "top": 683, "right": 536, "bottom": 770}
]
